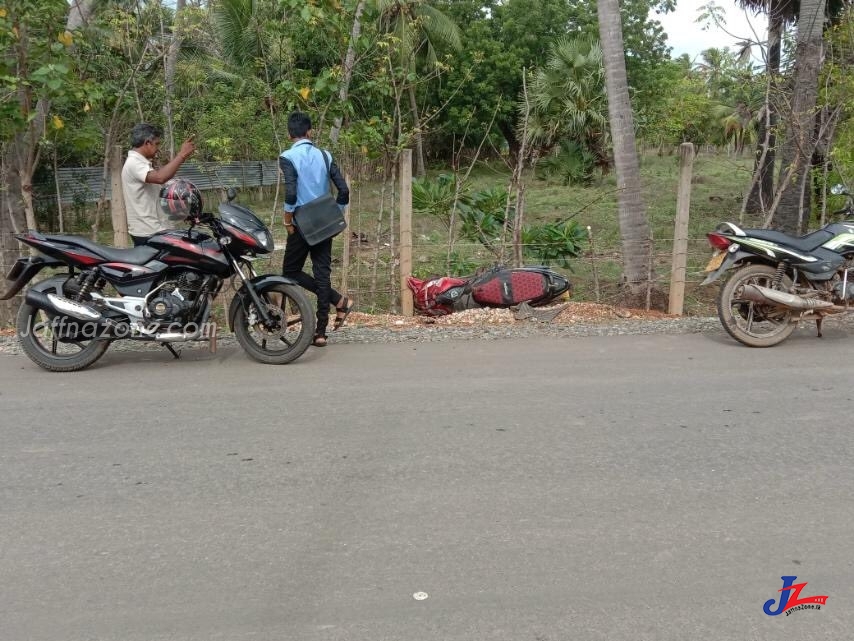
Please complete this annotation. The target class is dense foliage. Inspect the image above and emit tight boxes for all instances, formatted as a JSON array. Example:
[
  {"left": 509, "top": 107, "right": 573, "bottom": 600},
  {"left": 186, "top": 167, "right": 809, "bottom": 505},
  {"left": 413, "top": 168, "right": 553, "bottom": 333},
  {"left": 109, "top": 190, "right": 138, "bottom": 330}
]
[
  {"left": 3, "top": 0, "right": 854, "bottom": 234},
  {"left": 3, "top": 0, "right": 830, "bottom": 167}
]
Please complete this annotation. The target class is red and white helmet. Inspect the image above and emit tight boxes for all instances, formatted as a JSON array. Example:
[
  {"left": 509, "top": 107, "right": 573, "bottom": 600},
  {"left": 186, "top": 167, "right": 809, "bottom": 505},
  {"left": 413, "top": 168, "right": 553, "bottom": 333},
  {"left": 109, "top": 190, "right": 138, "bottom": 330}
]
[{"left": 159, "top": 178, "right": 202, "bottom": 220}]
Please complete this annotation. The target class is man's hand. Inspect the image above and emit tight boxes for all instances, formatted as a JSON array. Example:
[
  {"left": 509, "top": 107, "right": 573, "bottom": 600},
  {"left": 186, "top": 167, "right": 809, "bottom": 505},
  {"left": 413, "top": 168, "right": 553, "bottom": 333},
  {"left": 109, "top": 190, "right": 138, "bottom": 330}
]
[
  {"left": 178, "top": 135, "right": 196, "bottom": 161},
  {"left": 147, "top": 135, "right": 197, "bottom": 185}
]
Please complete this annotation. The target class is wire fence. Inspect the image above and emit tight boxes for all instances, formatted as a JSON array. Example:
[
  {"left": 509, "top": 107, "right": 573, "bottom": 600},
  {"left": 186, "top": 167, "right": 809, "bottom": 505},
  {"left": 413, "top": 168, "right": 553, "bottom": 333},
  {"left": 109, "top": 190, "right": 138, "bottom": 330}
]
[
  {"left": 35, "top": 158, "right": 387, "bottom": 206},
  {"left": 0, "top": 226, "right": 719, "bottom": 323},
  {"left": 242, "top": 234, "right": 718, "bottom": 317},
  {"left": 4, "top": 151, "right": 719, "bottom": 321}
]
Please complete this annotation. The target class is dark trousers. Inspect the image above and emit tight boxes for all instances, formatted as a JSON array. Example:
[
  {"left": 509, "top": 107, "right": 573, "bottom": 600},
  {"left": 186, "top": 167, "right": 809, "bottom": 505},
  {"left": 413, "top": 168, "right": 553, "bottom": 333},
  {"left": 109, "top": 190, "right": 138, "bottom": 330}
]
[
  {"left": 282, "top": 229, "right": 341, "bottom": 336},
  {"left": 131, "top": 234, "right": 150, "bottom": 247}
]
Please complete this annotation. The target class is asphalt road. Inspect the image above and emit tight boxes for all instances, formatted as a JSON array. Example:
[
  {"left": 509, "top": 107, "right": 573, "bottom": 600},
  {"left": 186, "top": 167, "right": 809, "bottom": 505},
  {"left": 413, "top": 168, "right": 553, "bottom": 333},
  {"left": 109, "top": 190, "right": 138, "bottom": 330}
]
[{"left": 1, "top": 326, "right": 853, "bottom": 641}]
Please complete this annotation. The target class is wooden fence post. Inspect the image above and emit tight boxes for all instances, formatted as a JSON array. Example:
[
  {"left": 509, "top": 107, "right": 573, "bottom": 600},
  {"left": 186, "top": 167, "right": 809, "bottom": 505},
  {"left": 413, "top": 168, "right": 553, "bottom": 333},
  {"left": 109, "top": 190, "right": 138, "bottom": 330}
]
[
  {"left": 668, "top": 142, "right": 695, "bottom": 315},
  {"left": 109, "top": 144, "right": 129, "bottom": 247},
  {"left": 399, "top": 150, "right": 413, "bottom": 316},
  {"left": 340, "top": 172, "right": 351, "bottom": 295}
]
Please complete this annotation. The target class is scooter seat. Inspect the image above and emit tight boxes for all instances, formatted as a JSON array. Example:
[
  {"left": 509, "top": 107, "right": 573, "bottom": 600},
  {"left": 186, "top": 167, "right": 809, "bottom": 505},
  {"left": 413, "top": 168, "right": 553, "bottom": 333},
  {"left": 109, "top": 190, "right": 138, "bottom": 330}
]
[{"left": 741, "top": 228, "right": 835, "bottom": 253}]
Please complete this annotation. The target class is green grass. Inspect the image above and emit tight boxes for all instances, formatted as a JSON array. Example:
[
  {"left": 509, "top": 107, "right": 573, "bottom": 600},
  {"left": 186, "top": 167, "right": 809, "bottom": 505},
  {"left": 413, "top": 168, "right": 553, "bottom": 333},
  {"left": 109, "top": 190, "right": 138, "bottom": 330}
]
[{"left": 355, "top": 151, "right": 753, "bottom": 314}]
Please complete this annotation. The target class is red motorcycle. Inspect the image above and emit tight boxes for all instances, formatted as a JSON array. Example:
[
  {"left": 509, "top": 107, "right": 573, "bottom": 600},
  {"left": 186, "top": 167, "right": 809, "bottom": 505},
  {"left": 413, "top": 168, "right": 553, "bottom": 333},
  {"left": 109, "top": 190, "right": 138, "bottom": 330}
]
[
  {"left": 1, "top": 180, "right": 313, "bottom": 371},
  {"left": 407, "top": 265, "right": 571, "bottom": 316}
]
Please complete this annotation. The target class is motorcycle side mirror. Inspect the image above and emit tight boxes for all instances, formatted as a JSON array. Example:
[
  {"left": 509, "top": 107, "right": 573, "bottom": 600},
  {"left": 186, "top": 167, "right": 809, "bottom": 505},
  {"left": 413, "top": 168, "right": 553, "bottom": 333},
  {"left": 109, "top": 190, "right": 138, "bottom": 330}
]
[
  {"left": 830, "top": 184, "right": 848, "bottom": 196},
  {"left": 226, "top": 187, "right": 238, "bottom": 202}
]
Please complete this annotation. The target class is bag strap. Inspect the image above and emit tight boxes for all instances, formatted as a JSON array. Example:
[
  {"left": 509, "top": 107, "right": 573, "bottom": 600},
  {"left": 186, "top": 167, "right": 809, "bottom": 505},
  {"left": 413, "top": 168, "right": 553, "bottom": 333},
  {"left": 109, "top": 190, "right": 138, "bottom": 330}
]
[{"left": 308, "top": 142, "right": 332, "bottom": 193}]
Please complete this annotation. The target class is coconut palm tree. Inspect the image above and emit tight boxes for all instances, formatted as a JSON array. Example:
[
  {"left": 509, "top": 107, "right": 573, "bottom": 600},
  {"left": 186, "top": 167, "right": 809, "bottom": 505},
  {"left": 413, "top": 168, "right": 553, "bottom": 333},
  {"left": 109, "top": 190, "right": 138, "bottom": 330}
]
[
  {"left": 696, "top": 47, "right": 730, "bottom": 96},
  {"left": 717, "top": 102, "right": 758, "bottom": 154},
  {"left": 376, "top": 0, "right": 461, "bottom": 176},
  {"left": 596, "top": 0, "right": 655, "bottom": 304}
]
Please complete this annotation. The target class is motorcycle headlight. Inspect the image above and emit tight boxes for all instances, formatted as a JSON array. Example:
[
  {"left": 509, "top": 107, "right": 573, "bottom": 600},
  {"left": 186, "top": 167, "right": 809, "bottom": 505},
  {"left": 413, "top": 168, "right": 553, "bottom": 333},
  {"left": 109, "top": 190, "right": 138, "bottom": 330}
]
[{"left": 254, "top": 230, "right": 274, "bottom": 252}]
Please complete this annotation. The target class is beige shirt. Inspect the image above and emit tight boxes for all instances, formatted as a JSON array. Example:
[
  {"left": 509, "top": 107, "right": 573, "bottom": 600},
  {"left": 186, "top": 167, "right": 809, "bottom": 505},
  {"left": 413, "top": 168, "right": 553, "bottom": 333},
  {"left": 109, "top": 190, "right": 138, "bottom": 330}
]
[{"left": 121, "top": 149, "right": 165, "bottom": 237}]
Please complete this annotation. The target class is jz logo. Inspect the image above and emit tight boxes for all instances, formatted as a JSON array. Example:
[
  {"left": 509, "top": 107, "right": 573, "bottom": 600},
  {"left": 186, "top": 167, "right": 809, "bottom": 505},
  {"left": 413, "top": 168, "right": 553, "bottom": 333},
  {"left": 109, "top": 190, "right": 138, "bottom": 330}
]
[{"left": 763, "top": 576, "right": 828, "bottom": 616}]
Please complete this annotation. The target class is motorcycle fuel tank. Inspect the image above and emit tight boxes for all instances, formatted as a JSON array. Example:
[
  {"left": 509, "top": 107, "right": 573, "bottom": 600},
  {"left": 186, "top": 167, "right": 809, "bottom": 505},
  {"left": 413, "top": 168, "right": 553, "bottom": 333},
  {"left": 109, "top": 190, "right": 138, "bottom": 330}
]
[{"left": 147, "top": 230, "right": 230, "bottom": 276}]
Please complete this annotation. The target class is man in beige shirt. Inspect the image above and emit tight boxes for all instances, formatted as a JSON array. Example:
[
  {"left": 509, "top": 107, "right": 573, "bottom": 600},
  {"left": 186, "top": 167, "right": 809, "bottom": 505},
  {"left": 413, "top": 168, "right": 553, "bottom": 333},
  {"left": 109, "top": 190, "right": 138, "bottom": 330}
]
[{"left": 121, "top": 123, "right": 196, "bottom": 246}]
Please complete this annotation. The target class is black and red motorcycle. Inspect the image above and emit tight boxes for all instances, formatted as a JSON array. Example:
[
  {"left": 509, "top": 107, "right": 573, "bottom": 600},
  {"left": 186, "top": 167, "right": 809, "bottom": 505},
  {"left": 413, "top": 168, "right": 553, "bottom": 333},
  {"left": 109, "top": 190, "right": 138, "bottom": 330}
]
[{"left": 1, "top": 179, "right": 313, "bottom": 371}]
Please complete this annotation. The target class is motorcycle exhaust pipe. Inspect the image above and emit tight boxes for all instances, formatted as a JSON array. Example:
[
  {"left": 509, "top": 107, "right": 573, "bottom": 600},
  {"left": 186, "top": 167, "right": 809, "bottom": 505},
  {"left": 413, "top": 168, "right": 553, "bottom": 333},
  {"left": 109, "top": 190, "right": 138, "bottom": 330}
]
[
  {"left": 741, "top": 284, "right": 836, "bottom": 310},
  {"left": 155, "top": 329, "right": 204, "bottom": 342},
  {"left": 25, "top": 290, "right": 103, "bottom": 321}
]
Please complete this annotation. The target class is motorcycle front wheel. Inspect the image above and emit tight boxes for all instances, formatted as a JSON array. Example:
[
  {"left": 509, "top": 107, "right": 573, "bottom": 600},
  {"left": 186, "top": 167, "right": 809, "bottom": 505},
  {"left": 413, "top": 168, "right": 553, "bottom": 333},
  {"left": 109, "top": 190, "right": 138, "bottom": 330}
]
[
  {"left": 233, "top": 283, "right": 313, "bottom": 364},
  {"left": 717, "top": 263, "right": 796, "bottom": 347},
  {"left": 16, "top": 281, "right": 111, "bottom": 372}
]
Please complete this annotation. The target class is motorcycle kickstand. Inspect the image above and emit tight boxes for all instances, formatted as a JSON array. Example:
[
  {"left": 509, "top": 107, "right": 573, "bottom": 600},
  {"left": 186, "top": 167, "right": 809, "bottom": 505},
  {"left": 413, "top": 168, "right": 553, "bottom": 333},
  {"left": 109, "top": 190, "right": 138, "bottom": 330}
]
[
  {"left": 816, "top": 317, "right": 823, "bottom": 338},
  {"left": 163, "top": 343, "right": 182, "bottom": 359}
]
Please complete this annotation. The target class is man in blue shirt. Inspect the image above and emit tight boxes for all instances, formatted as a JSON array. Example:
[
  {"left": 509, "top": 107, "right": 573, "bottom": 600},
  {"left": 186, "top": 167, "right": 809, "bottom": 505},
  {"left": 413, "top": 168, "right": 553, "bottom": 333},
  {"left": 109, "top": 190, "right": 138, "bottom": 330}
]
[{"left": 280, "top": 112, "right": 352, "bottom": 347}]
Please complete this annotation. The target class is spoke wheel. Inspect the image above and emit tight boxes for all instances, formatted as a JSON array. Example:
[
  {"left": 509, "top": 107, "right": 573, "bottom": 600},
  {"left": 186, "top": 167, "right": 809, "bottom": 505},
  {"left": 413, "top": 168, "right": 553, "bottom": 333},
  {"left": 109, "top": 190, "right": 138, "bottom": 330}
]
[
  {"left": 16, "top": 283, "right": 110, "bottom": 372},
  {"left": 233, "top": 283, "right": 313, "bottom": 364},
  {"left": 717, "top": 264, "right": 796, "bottom": 347}
]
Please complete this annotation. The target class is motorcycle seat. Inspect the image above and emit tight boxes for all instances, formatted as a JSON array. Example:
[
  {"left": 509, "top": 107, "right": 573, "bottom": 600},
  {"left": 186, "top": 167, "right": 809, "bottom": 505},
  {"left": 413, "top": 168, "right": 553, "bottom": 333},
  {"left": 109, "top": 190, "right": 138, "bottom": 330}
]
[
  {"left": 42, "top": 234, "right": 159, "bottom": 264},
  {"left": 741, "top": 228, "right": 835, "bottom": 253}
]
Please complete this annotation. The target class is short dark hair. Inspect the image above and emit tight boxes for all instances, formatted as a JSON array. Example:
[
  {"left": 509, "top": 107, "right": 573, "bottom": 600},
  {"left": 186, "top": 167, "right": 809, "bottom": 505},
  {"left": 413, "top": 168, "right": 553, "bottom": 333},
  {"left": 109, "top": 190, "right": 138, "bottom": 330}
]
[
  {"left": 287, "top": 112, "right": 312, "bottom": 139},
  {"left": 130, "top": 123, "right": 163, "bottom": 148}
]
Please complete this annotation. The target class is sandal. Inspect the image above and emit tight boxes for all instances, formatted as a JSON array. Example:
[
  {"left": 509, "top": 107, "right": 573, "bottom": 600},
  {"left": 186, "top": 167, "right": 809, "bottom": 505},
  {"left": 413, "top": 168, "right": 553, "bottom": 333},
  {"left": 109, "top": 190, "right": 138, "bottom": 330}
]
[
  {"left": 333, "top": 296, "right": 354, "bottom": 331},
  {"left": 312, "top": 334, "right": 328, "bottom": 347}
]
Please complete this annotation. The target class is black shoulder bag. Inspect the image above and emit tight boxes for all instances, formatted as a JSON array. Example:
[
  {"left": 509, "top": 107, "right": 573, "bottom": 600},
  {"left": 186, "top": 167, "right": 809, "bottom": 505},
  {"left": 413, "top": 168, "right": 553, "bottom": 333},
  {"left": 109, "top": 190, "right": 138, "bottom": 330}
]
[{"left": 292, "top": 147, "right": 347, "bottom": 246}]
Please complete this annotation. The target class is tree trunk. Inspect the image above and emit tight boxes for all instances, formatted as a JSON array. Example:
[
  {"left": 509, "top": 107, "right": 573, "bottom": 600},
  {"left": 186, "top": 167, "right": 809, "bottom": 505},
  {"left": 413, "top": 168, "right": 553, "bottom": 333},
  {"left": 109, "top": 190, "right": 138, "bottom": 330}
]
[
  {"left": 163, "top": 0, "right": 186, "bottom": 157},
  {"left": 330, "top": 0, "right": 367, "bottom": 145},
  {"left": 596, "top": 0, "right": 653, "bottom": 302},
  {"left": 408, "top": 83, "right": 426, "bottom": 177},
  {"left": 508, "top": 70, "right": 532, "bottom": 267},
  {"left": 498, "top": 119, "right": 520, "bottom": 165},
  {"left": 773, "top": 0, "right": 826, "bottom": 234},
  {"left": 0, "top": 151, "right": 27, "bottom": 323},
  {"left": 746, "top": 12, "right": 783, "bottom": 216}
]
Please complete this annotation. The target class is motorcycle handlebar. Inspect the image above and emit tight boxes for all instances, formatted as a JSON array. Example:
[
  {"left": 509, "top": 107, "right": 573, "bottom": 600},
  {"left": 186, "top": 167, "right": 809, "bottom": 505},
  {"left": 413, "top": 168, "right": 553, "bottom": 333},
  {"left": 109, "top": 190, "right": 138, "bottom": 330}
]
[{"left": 190, "top": 212, "right": 215, "bottom": 225}]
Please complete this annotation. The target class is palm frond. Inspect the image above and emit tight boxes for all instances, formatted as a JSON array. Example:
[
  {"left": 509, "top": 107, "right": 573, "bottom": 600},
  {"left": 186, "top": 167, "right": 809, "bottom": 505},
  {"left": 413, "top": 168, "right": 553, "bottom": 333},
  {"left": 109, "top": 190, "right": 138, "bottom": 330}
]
[
  {"left": 414, "top": 4, "right": 462, "bottom": 52},
  {"left": 211, "top": 0, "right": 262, "bottom": 69}
]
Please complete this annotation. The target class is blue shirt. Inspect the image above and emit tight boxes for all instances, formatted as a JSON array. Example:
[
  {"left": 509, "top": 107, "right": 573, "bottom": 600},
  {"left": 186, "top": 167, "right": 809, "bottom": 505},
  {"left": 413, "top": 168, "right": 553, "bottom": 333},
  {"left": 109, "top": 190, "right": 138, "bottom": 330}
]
[{"left": 280, "top": 140, "right": 332, "bottom": 213}]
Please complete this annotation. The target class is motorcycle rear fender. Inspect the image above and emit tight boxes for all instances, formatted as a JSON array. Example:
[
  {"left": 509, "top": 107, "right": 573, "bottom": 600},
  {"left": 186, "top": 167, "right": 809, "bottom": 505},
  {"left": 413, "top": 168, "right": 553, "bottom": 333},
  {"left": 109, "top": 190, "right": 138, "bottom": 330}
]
[
  {"left": 17, "top": 274, "right": 74, "bottom": 308},
  {"left": 227, "top": 274, "right": 301, "bottom": 331},
  {"left": 700, "top": 250, "right": 768, "bottom": 286},
  {"left": 1, "top": 255, "right": 66, "bottom": 300}
]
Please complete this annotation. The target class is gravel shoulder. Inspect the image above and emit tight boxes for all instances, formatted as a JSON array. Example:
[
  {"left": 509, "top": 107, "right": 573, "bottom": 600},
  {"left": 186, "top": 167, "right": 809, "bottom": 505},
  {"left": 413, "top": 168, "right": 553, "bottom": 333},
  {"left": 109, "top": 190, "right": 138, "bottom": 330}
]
[
  {"left": 0, "top": 302, "right": 722, "bottom": 355},
  {"left": 322, "top": 305, "right": 724, "bottom": 343},
  {"left": 4, "top": 300, "right": 854, "bottom": 355}
]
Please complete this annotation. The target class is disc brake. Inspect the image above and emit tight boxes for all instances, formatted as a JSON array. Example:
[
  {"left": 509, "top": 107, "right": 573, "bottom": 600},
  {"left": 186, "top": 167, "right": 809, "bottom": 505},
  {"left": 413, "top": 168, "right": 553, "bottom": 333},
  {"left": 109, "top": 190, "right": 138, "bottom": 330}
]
[{"left": 247, "top": 303, "right": 287, "bottom": 338}]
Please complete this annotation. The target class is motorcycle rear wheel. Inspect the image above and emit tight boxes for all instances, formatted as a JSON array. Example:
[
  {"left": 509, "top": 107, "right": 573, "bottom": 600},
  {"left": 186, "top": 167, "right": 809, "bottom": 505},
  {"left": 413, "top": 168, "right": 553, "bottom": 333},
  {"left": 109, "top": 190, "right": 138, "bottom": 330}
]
[
  {"left": 16, "top": 284, "right": 111, "bottom": 372},
  {"left": 233, "top": 283, "right": 313, "bottom": 364},
  {"left": 717, "top": 263, "right": 796, "bottom": 347}
]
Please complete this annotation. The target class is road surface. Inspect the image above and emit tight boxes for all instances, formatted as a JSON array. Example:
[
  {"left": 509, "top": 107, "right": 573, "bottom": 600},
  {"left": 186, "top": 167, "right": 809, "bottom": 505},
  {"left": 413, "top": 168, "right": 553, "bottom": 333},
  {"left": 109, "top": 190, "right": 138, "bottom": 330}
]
[{"left": 1, "top": 328, "right": 852, "bottom": 640}]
